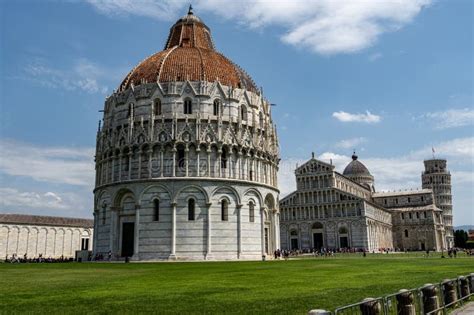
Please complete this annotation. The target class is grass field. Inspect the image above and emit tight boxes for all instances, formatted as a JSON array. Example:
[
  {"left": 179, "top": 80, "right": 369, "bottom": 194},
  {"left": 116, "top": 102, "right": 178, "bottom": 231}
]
[{"left": 0, "top": 253, "right": 472, "bottom": 314}]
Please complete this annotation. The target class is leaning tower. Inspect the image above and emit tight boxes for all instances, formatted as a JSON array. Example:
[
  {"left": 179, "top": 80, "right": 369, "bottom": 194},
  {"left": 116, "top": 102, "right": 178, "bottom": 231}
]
[
  {"left": 422, "top": 159, "right": 453, "bottom": 248},
  {"left": 92, "top": 8, "right": 280, "bottom": 261}
]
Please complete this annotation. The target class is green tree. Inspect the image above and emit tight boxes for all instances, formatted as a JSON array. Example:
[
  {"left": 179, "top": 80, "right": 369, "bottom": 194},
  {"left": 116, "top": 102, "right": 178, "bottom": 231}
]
[{"left": 454, "top": 229, "right": 468, "bottom": 248}]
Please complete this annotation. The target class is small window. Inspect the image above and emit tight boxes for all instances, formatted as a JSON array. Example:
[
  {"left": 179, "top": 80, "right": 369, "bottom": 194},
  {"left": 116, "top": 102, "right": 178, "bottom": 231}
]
[
  {"left": 407, "top": 197, "right": 411, "bottom": 203},
  {"left": 127, "top": 103, "right": 133, "bottom": 118},
  {"left": 177, "top": 147, "right": 185, "bottom": 168},
  {"left": 102, "top": 204, "right": 106, "bottom": 225},
  {"left": 404, "top": 229, "right": 409, "bottom": 238},
  {"left": 221, "top": 149, "right": 227, "bottom": 169},
  {"left": 416, "top": 212, "right": 419, "bottom": 219},
  {"left": 421, "top": 196, "right": 424, "bottom": 202},
  {"left": 395, "top": 198, "right": 398, "bottom": 204},
  {"left": 384, "top": 199, "right": 387, "bottom": 205},
  {"left": 423, "top": 211, "right": 427, "bottom": 218},
  {"left": 249, "top": 202, "right": 255, "bottom": 222},
  {"left": 81, "top": 238, "right": 90, "bottom": 250},
  {"left": 184, "top": 99, "right": 192, "bottom": 114},
  {"left": 213, "top": 99, "right": 220, "bottom": 116},
  {"left": 409, "top": 213, "right": 412, "bottom": 219},
  {"left": 188, "top": 199, "right": 195, "bottom": 221},
  {"left": 221, "top": 200, "right": 228, "bottom": 221},
  {"left": 292, "top": 210, "right": 296, "bottom": 219},
  {"left": 401, "top": 213, "right": 404, "bottom": 220},
  {"left": 154, "top": 98, "right": 162, "bottom": 115},
  {"left": 240, "top": 105, "right": 247, "bottom": 121},
  {"left": 153, "top": 199, "right": 160, "bottom": 221}
]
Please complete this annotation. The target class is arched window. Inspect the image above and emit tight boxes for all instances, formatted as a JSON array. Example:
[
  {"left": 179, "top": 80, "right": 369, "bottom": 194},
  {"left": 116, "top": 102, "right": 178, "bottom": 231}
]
[
  {"left": 102, "top": 204, "right": 106, "bottom": 225},
  {"left": 259, "top": 112, "right": 264, "bottom": 129},
  {"left": 221, "top": 199, "right": 228, "bottom": 221},
  {"left": 240, "top": 105, "right": 247, "bottom": 121},
  {"left": 404, "top": 229, "right": 409, "bottom": 238},
  {"left": 184, "top": 99, "right": 192, "bottom": 114},
  {"left": 127, "top": 103, "right": 133, "bottom": 118},
  {"left": 188, "top": 199, "right": 195, "bottom": 221},
  {"left": 221, "top": 148, "right": 227, "bottom": 169},
  {"left": 154, "top": 98, "right": 162, "bottom": 116},
  {"left": 249, "top": 202, "right": 255, "bottom": 222},
  {"left": 213, "top": 99, "right": 220, "bottom": 116},
  {"left": 153, "top": 199, "right": 160, "bottom": 221},
  {"left": 177, "top": 146, "right": 185, "bottom": 169}
]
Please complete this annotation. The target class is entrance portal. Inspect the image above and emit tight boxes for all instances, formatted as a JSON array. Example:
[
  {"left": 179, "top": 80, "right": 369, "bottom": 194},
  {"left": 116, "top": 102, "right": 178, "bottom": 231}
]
[
  {"left": 121, "top": 222, "right": 134, "bottom": 257},
  {"left": 290, "top": 238, "right": 299, "bottom": 250},
  {"left": 313, "top": 233, "right": 323, "bottom": 250},
  {"left": 339, "top": 236, "right": 349, "bottom": 248}
]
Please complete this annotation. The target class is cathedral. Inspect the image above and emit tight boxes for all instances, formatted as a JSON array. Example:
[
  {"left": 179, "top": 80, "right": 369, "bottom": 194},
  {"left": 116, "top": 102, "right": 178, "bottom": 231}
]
[
  {"left": 279, "top": 153, "right": 453, "bottom": 252},
  {"left": 92, "top": 8, "right": 280, "bottom": 260}
]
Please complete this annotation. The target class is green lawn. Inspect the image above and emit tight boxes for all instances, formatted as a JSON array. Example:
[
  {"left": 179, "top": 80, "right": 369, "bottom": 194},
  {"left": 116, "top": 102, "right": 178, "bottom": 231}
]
[{"left": 0, "top": 254, "right": 472, "bottom": 314}]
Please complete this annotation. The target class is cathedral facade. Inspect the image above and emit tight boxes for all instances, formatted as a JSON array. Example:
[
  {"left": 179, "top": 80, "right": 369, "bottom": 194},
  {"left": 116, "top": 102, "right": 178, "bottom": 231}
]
[
  {"left": 93, "top": 9, "right": 280, "bottom": 261},
  {"left": 279, "top": 153, "right": 450, "bottom": 252}
]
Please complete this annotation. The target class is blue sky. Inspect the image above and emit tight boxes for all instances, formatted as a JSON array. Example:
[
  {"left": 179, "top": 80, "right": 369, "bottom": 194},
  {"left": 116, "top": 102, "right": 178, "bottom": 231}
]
[{"left": 0, "top": 0, "right": 472, "bottom": 226}]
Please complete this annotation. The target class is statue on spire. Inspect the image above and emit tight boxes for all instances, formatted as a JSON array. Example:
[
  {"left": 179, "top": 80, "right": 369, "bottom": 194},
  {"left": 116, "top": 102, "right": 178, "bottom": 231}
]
[{"left": 188, "top": 4, "right": 193, "bottom": 15}]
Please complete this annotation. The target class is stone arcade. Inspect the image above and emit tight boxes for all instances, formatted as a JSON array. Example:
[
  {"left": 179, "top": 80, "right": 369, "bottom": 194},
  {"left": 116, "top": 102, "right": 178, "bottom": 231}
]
[
  {"left": 93, "top": 9, "right": 280, "bottom": 261},
  {"left": 0, "top": 214, "right": 93, "bottom": 259},
  {"left": 279, "top": 153, "right": 451, "bottom": 252}
]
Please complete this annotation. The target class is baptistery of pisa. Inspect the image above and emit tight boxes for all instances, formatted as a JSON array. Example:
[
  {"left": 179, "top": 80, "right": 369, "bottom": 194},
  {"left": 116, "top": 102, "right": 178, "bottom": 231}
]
[{"left": 93, "top": 9, "right": 280, "bottom": 260}]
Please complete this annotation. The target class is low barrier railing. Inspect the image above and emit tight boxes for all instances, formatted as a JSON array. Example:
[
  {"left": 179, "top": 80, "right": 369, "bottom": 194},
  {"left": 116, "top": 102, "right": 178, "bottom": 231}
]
[{"left": 308, "top": 272, "right": 474, "bottom": 315}]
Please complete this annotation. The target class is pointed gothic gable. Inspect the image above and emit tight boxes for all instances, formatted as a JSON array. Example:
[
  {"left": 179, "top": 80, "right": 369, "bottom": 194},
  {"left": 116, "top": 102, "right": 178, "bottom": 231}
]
[
  {"left": 296, "top": 158, "right": 335, "bottom": 175},
  {"left": 180, "top": 80, "right": 198, "bottom": 97}
]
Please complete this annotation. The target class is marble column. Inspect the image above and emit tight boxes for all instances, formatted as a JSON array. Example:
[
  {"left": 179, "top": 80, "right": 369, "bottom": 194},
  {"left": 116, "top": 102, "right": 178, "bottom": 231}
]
[
  {"left": 260, "top": 208, "right": 266, "bottom": 258},
  {"left": 206, "top": 202, "right": 212, "bottom": 259},
  {"left": 196, "top": 149, "right": 200, "bottom": 177},
  {"left": 170, "top": 202, "right": 177, "bottom": 259},
  {"left": 237, "top": 204, "right": 242, "bottom": 258},
  {"left": 134, "top": 205, "right": 140, "bottom": 258}
]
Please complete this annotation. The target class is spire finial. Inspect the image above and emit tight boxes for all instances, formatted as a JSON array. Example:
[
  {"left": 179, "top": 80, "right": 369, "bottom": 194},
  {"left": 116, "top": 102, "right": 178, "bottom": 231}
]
[
  {"left": 311, "top": 152, "right": 315, "bottom": 159},
  {"left": 188, "top": 4, "right": 193, "bottom": 15},
  {"left": 352, "top": 150, "right": 358, "bottom": 160}
]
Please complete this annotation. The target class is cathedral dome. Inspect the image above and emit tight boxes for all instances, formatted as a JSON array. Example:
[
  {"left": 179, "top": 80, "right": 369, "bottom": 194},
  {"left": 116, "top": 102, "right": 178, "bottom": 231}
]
[
  {"left": 343, "top": 153, "right": 371, "bottom": 176},
  {"left": 119, "top": 8, "right": 258, "bottom": 93}
]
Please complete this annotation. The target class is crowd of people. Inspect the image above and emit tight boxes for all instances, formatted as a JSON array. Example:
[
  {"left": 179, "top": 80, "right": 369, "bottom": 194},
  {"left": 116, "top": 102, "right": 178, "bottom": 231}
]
[{"left": 4, "top": 253, "right": 74, "bottom": 263}]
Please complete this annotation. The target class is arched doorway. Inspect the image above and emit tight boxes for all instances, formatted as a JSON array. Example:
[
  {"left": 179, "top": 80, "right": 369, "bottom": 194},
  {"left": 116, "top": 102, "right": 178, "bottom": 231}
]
[
  {"left": 338, "top": 226, "right": 349, "bottom": 248},
  {"left": 113, "top": 189, "right": 137, "bottom": 258},
  {"left": 290, "top": 230, "right": 299, "bottom": 250},
  {"left": 311, "top": 222, "right": 324, "bottom": 250}
]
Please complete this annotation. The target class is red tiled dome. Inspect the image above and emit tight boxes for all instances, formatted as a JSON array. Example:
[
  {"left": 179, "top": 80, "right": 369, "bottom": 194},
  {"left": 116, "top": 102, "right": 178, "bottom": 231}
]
[{"left": 120, "top": 10, "right": 258, "bottom": 93}]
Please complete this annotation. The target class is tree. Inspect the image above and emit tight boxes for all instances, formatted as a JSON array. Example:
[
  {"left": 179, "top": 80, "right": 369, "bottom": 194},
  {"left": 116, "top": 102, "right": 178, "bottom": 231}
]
[{"left": 454, "top": 230, "right": 468, "bottom": 248}]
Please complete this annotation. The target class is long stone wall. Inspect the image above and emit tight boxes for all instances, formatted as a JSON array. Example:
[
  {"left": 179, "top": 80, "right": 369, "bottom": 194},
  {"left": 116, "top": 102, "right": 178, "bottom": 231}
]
[{"left": 0, "top": 224, "right": 93, "bottom": 259}]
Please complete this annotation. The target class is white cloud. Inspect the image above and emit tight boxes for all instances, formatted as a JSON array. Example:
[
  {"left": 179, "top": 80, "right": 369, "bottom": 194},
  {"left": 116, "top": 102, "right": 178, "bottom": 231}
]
[
  {"left": 86, "top": 0, "right": 188, "bottom": 20},
  {"left": 424, "top": 108, "right": 474, "bottom": 129},
  {"left": 278, "top": 137, "right": 474, "bottom": 196},
  {"left": 86, "top": 0, "right": 432, "bottom": 55},
  {"left": 336, "top": 137, "right": 367, "bottom": 149},
  {"left": 0, "top": 188, "right": 70, "bottom": 210},
  {"left": 368, "top": 52, "right": 382, "bottom": 61},
  {"left": 333, "top": 110, "right": 381, "bottom": 123},
  {"left": 22, "top": 58, "right": 111, "bottom": 94},
  {"left": 0, "top": 139, "right": 95, "bottom": 186}
]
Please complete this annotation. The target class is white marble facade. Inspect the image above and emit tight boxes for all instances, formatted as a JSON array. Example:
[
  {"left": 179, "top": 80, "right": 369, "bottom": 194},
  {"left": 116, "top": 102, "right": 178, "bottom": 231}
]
[
  {"left": 280, "top": 154, "right": 449, "bottom": 252},
  {"left": 0, "top": 214, "right": 93, "bottom": 259},
  {"left": 93, "top": 11, "right": 280, "bottom": 261}
]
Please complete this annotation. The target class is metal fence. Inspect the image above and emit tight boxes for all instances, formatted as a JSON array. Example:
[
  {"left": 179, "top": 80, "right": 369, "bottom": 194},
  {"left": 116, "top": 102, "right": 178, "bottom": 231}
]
[{"left": 309, "top": 273, "right": 474, "bottom": 315}]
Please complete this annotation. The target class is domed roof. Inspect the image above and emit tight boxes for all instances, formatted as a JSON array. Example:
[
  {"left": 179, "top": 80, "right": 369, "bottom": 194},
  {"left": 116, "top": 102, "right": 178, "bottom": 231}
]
[
  {"left": 343, "top": 153, "right": 371, "bottom": 177},
  {"left": 119, "top": 8, "right": 258, "bottom": 93}
]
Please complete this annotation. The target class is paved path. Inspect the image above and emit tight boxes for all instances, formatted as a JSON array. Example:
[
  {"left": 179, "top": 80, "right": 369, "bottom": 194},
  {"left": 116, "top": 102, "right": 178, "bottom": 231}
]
[{"left": 452, "top": 302, "right": 474, "bottom": 315}]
